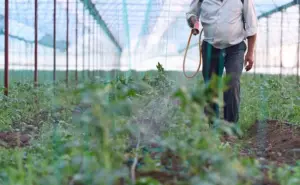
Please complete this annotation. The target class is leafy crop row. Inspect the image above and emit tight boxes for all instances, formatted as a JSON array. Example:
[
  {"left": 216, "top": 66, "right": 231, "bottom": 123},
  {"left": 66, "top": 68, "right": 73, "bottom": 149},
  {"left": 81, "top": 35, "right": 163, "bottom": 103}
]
[{"left": 0, "top": 63, "right": 299, "bottom": 185}]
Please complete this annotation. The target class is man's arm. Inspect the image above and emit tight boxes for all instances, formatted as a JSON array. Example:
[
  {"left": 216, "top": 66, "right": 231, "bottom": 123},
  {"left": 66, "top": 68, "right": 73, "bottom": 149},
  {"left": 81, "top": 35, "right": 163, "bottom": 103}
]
[
  {"left": 186, "top": 0, "right": 201, "bottom": 28},
  {"left": 247, "top": 34, "right": 256, "bottom": 56},
  {"left": 243, "top": 0, "right": 258, "bottom": 71}
]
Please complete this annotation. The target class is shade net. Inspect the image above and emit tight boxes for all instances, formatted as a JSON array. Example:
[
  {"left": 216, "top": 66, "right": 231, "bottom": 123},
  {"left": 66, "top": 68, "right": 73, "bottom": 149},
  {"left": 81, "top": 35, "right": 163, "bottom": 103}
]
[{"left": 0, "top": 0, "right": 299, "bottom": 85}]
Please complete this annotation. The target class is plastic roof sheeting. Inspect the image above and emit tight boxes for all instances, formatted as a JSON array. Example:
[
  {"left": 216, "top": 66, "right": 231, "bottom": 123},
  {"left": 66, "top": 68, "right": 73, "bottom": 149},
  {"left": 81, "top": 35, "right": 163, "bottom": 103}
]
[{"left": 255, "top": 0, "right": 294, "bottom": 15}]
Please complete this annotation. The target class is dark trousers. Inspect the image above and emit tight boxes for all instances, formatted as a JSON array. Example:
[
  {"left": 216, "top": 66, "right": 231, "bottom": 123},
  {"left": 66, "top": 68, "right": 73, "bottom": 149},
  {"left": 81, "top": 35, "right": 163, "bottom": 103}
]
[{"left": 201, "top": 41, "right": 247, "bottom": 124}]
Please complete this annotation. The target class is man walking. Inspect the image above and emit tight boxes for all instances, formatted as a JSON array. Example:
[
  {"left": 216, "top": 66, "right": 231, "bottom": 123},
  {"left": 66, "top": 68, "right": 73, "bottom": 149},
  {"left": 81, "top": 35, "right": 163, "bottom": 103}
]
[{"left": 186, "top": 0, "right": 257, "bottom": 125}]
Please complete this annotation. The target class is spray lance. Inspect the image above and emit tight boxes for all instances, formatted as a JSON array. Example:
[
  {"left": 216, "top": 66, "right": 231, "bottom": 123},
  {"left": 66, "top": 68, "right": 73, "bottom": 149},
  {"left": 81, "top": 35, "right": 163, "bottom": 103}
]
[{"left": 182, "top": 17, "right": 204, "bottom": 79}]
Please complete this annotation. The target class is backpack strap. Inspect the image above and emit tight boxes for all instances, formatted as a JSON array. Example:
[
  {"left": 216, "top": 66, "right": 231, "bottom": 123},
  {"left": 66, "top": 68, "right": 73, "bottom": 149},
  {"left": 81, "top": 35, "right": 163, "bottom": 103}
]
[{"left": 241, "top": 0, "right": 246, "bottom": 30}]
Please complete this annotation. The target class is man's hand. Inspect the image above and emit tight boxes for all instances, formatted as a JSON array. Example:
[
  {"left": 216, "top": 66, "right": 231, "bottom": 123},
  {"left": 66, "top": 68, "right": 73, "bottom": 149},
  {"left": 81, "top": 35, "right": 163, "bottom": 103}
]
[
  {"left": 188, "top": 16, "right": 200, "bottom": 35},
  {"left": 244, "top": 51, "right": 254, "bottom": 71},
  {"left": 188, "top": 16, "right": 197, "bottom": 28},
  {"left": 245, "top": 34, "right": 256, "bottom": 72}
]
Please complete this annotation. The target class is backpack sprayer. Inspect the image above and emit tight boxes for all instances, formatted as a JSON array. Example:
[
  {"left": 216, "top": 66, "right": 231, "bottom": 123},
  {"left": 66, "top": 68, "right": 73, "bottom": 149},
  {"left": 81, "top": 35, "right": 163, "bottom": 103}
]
[{"left": 182, "top": 20, "right": 204, "bottom": 79}]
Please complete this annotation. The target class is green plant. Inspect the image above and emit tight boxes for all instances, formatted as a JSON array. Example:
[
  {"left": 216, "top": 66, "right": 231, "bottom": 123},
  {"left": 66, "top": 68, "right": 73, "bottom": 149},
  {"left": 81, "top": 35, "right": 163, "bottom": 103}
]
[{"left": 0, "top": 67, "right": 299, "bottom": 185}]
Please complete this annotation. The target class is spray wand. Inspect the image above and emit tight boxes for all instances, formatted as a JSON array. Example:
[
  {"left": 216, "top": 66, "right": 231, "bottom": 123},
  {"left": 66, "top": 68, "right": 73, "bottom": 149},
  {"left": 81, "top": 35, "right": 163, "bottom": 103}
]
[{"left": 182, "top": 20, "right": 203, "bottom": 79}]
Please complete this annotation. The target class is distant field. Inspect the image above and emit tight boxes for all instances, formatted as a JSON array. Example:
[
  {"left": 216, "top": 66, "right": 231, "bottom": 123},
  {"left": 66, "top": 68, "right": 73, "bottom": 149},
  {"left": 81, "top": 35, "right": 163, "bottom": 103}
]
[
  {"left": 0, "top": 69, "right": 298, "bottom": 87},
  {"left": 0, "top": 69, "right": 201, "bottom": 86},
  {"left": 1, "top": 69, "right": 299, "bottom": 130}
]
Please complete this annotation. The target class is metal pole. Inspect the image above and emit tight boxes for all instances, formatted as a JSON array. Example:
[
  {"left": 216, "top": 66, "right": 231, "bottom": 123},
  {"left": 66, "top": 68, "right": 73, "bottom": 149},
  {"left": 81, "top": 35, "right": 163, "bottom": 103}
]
[
  {"left": 82, "top": 7, "right": 85, "bottom": 80},
  {"left": 98, "top": 26, "right": 100, "bottom": 76},
  {"left": 75, "top": 0, "right": 78, "bottom": 82},
  {"left": 4, "top": 0, "right": 9, "bottom": 96},
  {"left": 53, "top": 0, "right": 56, "bottom": 82},
  {"left": 66, "top": 0, "right": 69, "bottom": 86},
  {"left": 280, "top": 11, "right": 283, "bottom": 78},
  {"left": 88, "top": 16, "right": 90, "bottom": 79},
  {"left": 254, "top": 47, "right": 256, "bottom": 77},
  {"left": 254, "top": 22, "right": 257, "bottom": 77},
  {"left": 34, "top": 0, "right": 38, "bottom": 87},
  {"left": 101, "top": 25, "right": 103, "bottom": 77},
  {"left": 97, "top": 26, "right": 99, "bottom": 76},
  {"left": 93, "top": 20, "right": 95, "bottom": 78},
  {"left": 298, "top": 4, "right": 300, "bottom": 83},
  {"left": 266, "top": 17, "right": 269, "bottom": 74},
  {"left": 95, "top": 21, "right": 96, "bottom": 78}
]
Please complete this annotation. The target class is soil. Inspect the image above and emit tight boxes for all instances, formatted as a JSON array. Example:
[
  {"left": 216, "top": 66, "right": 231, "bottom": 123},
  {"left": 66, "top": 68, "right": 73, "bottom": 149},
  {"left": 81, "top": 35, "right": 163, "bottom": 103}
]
[
  {"left": 115, "top": 170, "right": 186, "bottom": 185},
  {"left": 0, "top": 132, "right": 31, "bottom": 147},
  {"left": 136, "top": 171, "right": 186, "bottom": 185},
  {"left": 241, "top": 119, "right": 300, "bottom": 165}
]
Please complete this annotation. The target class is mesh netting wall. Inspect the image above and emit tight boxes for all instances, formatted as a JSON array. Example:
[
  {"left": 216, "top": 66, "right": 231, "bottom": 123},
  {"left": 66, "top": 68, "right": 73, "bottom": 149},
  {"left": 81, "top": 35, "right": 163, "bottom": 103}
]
[
  {"left": 1, "top": 0, "right": 300, "bottom": 93},
  {"left": 0, "top": 0, "right": 121, "bottom": 89}
]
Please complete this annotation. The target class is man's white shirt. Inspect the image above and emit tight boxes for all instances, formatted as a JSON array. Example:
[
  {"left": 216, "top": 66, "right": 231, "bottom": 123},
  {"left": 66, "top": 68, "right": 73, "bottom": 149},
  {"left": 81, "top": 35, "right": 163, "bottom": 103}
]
[{"left": 186, "top": 0, "right": 258, "bottom": 49}]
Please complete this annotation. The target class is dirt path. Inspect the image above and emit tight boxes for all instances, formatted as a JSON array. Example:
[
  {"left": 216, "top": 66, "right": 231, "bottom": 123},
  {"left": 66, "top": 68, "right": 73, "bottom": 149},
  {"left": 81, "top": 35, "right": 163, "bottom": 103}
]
[{"left": 241, "top": 119, "right": 300, "bottom": 165}]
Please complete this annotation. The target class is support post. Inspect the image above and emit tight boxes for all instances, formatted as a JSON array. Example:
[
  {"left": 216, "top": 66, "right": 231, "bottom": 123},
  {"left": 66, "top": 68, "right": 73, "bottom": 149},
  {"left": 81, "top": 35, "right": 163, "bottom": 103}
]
[
  {"left": 75, "top": 0, "right": 78, "bottom": 82},
  {"left": 34, "top": 0, "right": 38, "bottom": 87},
  {"left": 96, "top": 26, "right": 97, "bottom": 76},
  {"left": 280, "top": 11, "right": 283, "bottom": 78},
  {"left": 298, "top": 4, "right": 300, "bottom": 83},
  {"left": 122, "top": 0, "right": 130, "bottom": 73},
  {"left": 82, "top": 7, "right": 85, "bottom": 80},
  {"left": 266, "top": 17, "right": 269, "bottom": 72},
  {"left": 93, "top": 20, "right": 95, "bottom": 78},
  {"left": 53, "top": 0, "right": 56, "bottom": 82},
  {"left": 97, "top": 26, "right": 99, "bottom": 76},
  {"left": 254, "top": 47, "right": 256, "bottom": 77},
  {"left": 4, "top": 0, "right": 9, "bottom": 96},
  {"left": 66, "top": 0, "right": 69, "bottom": 86},
  {"left": 88, "top": 16, "right": 90, "bottom": 79}
]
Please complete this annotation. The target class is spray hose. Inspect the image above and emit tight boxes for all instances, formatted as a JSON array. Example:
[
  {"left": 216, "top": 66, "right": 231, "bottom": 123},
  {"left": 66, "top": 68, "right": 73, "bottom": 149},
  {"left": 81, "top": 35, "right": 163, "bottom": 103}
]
[{"left": 182, "top": 23, "right": 204, "bottom": 79}]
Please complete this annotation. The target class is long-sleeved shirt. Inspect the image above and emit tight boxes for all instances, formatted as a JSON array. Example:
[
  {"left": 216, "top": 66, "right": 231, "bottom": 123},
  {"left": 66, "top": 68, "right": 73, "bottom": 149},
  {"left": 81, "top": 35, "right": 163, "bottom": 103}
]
[{"left": 186, "top": 0, "right": 257, "bottom": 49}]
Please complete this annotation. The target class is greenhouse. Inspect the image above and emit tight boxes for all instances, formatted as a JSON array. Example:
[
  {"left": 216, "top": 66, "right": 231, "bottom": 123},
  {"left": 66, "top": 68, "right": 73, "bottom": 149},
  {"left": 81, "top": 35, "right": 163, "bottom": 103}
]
[{"left": 0, "top": 0, "right": 299, "bottom": 184}]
